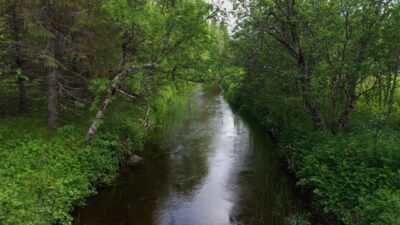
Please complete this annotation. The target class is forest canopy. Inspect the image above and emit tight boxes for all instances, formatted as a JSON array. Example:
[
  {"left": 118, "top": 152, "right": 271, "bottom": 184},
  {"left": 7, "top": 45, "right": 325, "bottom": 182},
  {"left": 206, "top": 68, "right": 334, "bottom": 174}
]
[
  {"left": 1, "top": 0, "right": 400, "bottom": 224},
  {"left": 0, "top": 0, "right": 231, "bottom": 224},
  {"left": 222, "top": 0, "right": 400, "bottom": 224}
]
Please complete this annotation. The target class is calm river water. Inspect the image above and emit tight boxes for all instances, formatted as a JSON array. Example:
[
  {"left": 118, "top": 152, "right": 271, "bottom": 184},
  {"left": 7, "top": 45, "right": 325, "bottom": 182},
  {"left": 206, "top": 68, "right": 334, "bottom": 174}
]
[{"left": 73, "top": 86, "right": 308, "bottom": 225}]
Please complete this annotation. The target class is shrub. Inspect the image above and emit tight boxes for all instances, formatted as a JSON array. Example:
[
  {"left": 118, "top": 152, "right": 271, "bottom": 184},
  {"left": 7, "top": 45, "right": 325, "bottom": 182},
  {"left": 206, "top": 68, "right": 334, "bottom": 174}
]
[
  {"left": 0, "top": 129, "right": 121, "bottom": 225},
  {"left": 285, "top": 129, "right": 400, "bottom": 224},
  {"left": 0, "top": 84, "right": 193, "bottom": 225},
  {"left": 357, "top": 189, "right": 400, "bottom": 225}
]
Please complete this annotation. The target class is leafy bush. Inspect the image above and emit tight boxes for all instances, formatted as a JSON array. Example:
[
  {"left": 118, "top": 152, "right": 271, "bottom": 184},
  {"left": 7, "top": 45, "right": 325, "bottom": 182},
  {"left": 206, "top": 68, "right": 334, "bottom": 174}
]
[
  {"left": 284, "top": 129, "right": 400, "bottom": 224},
  {"left": 0, "top": 127, "right": 121, "bottom": 225},
  {"left": 357, "top": 189, "right": 400, "bottom": 225},
  {"left": 219, "top": 67, "right": 245, "bottom": 104},
  {"left": 0, "top": 84, "right": 193, "bottom": 225}
]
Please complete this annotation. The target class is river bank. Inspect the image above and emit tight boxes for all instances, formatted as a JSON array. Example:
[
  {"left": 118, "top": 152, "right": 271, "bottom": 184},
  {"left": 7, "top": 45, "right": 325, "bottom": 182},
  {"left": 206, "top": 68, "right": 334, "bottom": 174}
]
[
  {"left": 0, "top": 85, "right": 193, "bottom": 225},
  {"left": 222, "top": 78, "right": 400, "bottom": 225}
]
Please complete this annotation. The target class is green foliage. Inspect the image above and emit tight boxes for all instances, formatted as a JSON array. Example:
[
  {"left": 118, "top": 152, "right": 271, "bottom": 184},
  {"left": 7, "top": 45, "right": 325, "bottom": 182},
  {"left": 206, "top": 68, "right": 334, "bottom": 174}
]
[
  {"left": 149, "top": 85, "right": 193, "bottom": 143},
  {"left": 0, "top": 126, "right": 121, "bottom": 225},
  {"left": 101, "top": 0, "right": 138, "bottom": 28},
  {"left": 357, "top": 189, "right": 400, "bottom": 225},
  {"left": 226, "top": 0, "right": 400, "bottom": 223},
  {"left": 0, "top": 82, "right": 193, "bottom": 225},
  {"left": 231, "top": 0, "right": 400, "bottom": 132},
  {"left": 0, "top": 0, "right": 230, "bottom": 223},
  {"left": 220, "top": 67, "right": 245, "bottom": 103},
  {"left": 283, "top": 129, "right": 400, "bottom": 224}
]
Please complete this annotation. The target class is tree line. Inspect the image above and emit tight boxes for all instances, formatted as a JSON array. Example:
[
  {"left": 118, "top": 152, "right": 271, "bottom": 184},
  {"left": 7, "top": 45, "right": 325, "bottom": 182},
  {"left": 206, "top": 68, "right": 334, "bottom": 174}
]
[
  {"left": 0, "top": 1, "right": 233, "bottom": 224},
  {"left": 223, "top": 0, "right": 400, "bottom": 224},
  {"left": 230, "top": 0, "right": 400, "bottom": 134},
  {"left": 0, "top": 0, "right": 229, "bottom": 140}
]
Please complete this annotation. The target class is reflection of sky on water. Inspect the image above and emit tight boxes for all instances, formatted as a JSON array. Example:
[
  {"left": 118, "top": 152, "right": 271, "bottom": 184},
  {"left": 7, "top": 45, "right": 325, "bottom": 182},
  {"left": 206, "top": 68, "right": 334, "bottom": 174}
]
[{"left": 157, "top": 92, "right": 246, "bottom": 225}]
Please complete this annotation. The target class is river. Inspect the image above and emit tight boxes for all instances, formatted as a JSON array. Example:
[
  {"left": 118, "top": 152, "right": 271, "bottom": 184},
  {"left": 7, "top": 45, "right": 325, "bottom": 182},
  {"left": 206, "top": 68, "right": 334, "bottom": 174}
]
[{"left": 73, "top": 85, "right": 308, "bottom": 225}]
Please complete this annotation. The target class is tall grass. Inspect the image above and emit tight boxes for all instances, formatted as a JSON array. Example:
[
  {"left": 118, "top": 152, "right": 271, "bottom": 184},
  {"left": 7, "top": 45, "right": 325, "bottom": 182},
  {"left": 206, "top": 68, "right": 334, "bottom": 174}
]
[{"left": 150, "top": 84, "right": 196, "bottom": 146}]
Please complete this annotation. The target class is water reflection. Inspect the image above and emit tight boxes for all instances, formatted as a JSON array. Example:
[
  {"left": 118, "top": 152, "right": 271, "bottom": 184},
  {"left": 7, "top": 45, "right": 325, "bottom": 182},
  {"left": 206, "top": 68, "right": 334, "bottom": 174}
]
[
  {"left": 231, "top": 113, "right": 306, "bottom": 225},
  {"left": 73, "top": 86, "right": 306, "bottom": 225}
]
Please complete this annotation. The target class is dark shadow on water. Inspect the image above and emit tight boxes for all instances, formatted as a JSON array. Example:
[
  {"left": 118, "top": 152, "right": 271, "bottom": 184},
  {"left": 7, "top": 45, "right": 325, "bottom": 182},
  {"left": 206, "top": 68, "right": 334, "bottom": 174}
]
[{"left": 229, "top": 112, "right": 309, "bottom": 225}]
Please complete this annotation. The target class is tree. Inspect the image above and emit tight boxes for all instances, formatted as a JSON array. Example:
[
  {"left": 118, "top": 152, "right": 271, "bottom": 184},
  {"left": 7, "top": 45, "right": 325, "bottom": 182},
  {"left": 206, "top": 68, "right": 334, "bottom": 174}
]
[
  {"left": 86, "top": 0, "right": 218, "bottom": 142},
  {"left": 4, "top": 0, "right": 27, "bottom": 112},
  {"left": 231, "top": 0, "right": 400, "bottom": 132}
]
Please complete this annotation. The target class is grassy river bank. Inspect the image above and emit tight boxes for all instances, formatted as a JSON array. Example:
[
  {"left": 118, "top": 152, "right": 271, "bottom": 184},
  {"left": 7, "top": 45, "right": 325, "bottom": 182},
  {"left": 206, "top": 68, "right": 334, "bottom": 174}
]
[{"left": 0, "top": 85, "right": 193, "bottom": 225}]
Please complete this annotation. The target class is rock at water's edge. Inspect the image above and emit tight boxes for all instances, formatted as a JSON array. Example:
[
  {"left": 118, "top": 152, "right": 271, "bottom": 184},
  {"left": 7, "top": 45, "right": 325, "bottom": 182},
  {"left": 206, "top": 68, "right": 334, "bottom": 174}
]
[{"left": 127, "top": 154, "right": 143, "bottom": 166}]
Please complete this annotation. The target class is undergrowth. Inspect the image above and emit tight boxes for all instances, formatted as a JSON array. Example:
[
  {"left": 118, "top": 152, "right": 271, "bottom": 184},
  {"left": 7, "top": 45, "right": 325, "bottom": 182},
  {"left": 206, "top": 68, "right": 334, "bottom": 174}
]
[{"left": 0, "top": 84, "right": 193, "bottom": 225}]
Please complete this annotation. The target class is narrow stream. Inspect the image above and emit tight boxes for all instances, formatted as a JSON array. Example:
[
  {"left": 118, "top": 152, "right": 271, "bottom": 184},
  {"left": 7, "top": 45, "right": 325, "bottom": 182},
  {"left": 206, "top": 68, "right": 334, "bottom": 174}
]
[{"left": 73, "top": 86, "right": 307, "bottom": 225}]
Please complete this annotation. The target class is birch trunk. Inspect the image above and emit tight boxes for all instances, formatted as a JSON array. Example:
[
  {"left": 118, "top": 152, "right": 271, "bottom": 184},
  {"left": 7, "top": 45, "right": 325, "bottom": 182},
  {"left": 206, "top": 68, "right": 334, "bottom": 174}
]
[{"left": 86, "top": 68, "right": 136, "bottom": 142}]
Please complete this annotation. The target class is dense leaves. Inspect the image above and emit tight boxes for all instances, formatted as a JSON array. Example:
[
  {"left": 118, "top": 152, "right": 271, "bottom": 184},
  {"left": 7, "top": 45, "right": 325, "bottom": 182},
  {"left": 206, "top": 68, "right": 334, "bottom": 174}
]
[
  {"left": 225, "top": 0, "right": 400, "bottom": 224},
  {"left": 0, "top": 85, "right": 195, "bottom": 225},
  {"left": 2, "top": 0, "right": 399, "bottom": 224},
  {"left": 0, "top": 127, "right": 122, "bottom": 225},
  {"left": 283, "top": 129, "right": 400, "bottom": 224},
  {"left": 0, "top": 0, "right": 229, "bottom": 224}
]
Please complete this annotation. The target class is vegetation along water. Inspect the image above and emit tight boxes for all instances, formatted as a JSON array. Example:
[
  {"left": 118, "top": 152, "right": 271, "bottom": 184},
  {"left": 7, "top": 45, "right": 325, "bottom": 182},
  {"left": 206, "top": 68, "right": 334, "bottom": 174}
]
[{"left": 0, "top": 0, "right": 399, "bottom": 225}]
